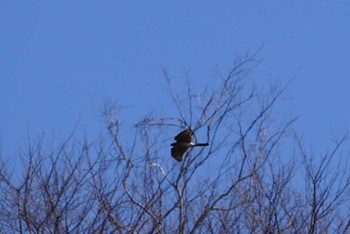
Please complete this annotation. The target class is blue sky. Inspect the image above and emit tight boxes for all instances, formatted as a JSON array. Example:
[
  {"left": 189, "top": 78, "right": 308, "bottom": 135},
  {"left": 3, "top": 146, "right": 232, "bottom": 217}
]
[{"left": 1, "top": 1, "right": 349, "bottom": 157}]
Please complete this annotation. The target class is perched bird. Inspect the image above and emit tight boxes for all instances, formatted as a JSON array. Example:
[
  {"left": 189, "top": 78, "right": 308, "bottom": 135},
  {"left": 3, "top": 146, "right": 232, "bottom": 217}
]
[{"left": 170, "top": 129, "right": 209, "bottom": 161}]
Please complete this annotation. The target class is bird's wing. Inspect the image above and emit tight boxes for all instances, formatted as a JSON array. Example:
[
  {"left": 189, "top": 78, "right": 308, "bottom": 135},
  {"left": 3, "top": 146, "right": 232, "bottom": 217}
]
[
  {"left": 174, "top": 129, "right": 192, "bottom": 143},
  {"left": 171, "top": 146, "right": 188, "bottom": 161}
]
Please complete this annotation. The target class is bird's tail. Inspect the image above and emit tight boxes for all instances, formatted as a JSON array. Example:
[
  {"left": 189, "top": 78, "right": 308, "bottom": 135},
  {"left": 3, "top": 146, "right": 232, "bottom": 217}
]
[{"left": 191, "top": 143, "right": 209, "bottom": 147}]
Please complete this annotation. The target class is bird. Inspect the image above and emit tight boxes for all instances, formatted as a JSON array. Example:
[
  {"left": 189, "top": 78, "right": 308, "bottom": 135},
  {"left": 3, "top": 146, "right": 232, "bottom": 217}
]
[{"left": 170, "top": 129, "right": 209, "bottom": 161}]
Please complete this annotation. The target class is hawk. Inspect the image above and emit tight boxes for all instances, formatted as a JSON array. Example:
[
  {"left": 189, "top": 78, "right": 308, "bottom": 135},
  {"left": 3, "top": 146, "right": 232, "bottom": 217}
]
[{"left": 170, "top": 129, "right": 209, "bottom": 161}]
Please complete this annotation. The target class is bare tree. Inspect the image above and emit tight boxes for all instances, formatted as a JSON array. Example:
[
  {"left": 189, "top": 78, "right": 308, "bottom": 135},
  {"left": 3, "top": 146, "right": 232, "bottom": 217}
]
[{"left": 1, "top": 52, "right": 349, "bottom": 233}]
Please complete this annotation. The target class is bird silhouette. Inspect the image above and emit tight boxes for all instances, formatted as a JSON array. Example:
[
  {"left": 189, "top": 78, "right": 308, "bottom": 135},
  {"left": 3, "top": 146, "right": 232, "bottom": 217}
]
[{"left": 170, "top": 129, "right": 209, "bottom": 161}]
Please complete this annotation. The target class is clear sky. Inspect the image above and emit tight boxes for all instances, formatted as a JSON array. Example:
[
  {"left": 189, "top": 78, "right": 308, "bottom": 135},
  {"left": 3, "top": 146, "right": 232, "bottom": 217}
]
[{"left": 1, "top": 1, "right": 349, "bottom": 157}]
